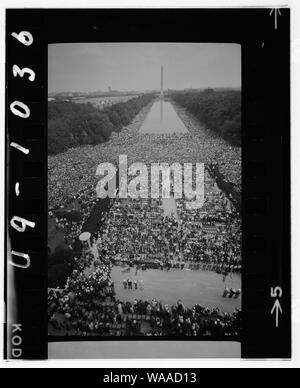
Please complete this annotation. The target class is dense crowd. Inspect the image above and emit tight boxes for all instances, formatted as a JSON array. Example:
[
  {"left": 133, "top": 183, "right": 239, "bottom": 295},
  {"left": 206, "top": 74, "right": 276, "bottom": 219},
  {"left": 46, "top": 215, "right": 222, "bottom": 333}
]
[
  {"left": 48, "top": 97, "right": 241, "bottom": 338},
  {"left": 96, "top": 186, "right": 241, "bottom": 274},
  {"left": 48, "top": 172, "right": 241, "bottom": 337},
  {"left": 48, "top": 100, "right": 241, "bottom": 209},
  {"left": 49, "top": 294, "right": 241, "bottom": 337},
  {"left": 48, "top": 246, "right": 241, "bottom": 337}
]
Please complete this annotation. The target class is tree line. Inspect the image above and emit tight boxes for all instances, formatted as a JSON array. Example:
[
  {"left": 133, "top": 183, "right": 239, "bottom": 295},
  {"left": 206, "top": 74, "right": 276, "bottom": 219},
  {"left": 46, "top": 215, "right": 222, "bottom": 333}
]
[
  {"left": 171, "top": 89, "right": 241, "bottom": 146},
  {"left": 48, "top": 94, "right": 155, "bottom": 155}
]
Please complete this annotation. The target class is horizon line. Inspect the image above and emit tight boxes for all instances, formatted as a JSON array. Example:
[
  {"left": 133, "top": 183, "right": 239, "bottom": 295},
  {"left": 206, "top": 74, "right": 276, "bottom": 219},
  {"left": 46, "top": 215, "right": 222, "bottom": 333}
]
[{"left": 48, "top": 86, "right": 242, "bottom": 95}]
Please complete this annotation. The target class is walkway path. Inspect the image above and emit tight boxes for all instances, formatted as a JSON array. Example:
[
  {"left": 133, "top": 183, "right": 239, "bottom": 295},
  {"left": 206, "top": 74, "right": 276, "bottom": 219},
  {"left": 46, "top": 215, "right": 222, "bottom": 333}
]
[{"left": 162, "top": 197, "right": 179, "bottom": 220}]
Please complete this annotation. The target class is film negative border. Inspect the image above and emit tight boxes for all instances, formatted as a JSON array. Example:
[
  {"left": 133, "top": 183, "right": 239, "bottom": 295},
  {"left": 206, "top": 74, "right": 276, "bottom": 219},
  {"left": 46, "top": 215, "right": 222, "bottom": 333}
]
[
  {"left": 5, "top": 9, "right": 47, "bottom": 359},
  {"left": 5, "top": 8, "right": 291, "bottom": 359},
  {"left": 241, "top": 9, "right": 291, "bottom": 358}
]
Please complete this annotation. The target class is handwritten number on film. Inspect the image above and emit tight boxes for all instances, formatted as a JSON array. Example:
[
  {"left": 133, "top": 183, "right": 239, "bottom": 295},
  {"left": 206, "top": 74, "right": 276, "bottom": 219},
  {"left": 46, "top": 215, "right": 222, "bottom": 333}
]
[
  {"left": 9, "top": 31, "right": 35, "bottom": 269},
  {"left": 13, "top": 65, "right": 35, "bottom": 82}
]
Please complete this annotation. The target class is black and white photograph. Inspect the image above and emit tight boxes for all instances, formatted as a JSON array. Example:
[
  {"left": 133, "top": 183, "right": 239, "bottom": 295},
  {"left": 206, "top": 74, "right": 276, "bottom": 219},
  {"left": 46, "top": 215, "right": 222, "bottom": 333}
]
[
  {"left": 3, "top": 5, "right": 293, "bottom": 366},
  {"left": 47, "top": 43, "right": 242, "bottom": 340}
]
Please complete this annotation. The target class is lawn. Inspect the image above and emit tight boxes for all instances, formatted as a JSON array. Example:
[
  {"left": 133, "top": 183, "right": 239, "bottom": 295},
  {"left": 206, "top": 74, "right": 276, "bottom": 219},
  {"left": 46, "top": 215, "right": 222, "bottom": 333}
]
[{"left": 111, "top": 265, "right": 241, "bottom": 313}]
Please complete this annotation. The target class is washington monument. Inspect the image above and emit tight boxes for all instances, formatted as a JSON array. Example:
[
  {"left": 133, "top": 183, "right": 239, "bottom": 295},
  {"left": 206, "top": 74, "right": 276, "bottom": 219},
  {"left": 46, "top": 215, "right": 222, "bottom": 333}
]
[{"left": 160, "top": 64, "right": 164, "bottom": 100}]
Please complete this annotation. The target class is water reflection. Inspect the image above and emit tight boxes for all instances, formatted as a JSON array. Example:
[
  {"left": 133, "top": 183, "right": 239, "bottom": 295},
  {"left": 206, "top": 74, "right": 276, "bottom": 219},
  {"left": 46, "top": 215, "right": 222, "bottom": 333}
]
[{"left": 139, "top": 100, "right": 189, "bottom": 134}]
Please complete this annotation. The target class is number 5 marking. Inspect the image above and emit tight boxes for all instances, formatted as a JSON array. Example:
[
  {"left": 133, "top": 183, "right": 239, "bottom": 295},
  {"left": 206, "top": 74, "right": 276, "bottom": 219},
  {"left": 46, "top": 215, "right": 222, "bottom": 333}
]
[
  {"left": 271, "top": 286, "right": 282, "bottom": 298},
  {"left": 13, "top": 65, "right": 35, "bottom": 82}
]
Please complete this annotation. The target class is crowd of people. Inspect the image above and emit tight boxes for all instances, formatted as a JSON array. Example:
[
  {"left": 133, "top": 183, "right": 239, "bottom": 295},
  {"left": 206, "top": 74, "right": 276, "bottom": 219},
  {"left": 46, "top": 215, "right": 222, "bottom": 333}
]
[
  {"left": 49, "top": 295, "right": 241, "bottom": 337},
  {"left": 48, "top": 97, "right": 242, "bottom": 338},
  {"left": 48, "top": 179, "right": 241, "bottom": 337},
  {"left": 48, "top": 246, "right": 241, "bottom": 337},
  {"left": 90, "top": 168, "right": 241, "bottom": 274},
  {"left": 48, "top": 101, "right": 241, "bottom": 210}
]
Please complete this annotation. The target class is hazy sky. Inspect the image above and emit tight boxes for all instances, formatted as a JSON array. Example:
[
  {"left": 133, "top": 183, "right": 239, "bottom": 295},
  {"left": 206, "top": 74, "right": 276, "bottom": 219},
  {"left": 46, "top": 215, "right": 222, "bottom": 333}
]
[{"left": 48, "top": 43, "right": 241, "bottom": 93}]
